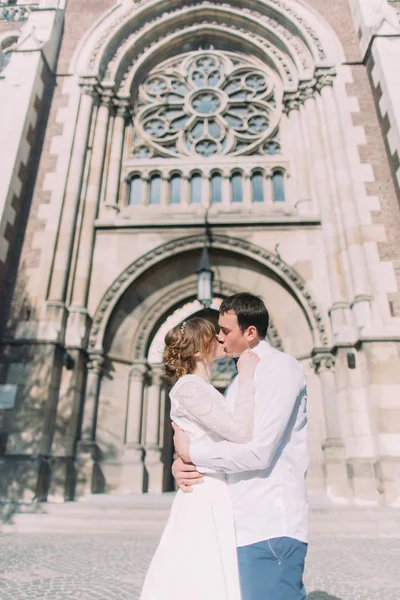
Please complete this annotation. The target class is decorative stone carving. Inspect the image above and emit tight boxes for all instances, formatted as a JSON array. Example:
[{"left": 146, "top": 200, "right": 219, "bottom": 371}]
[
  {"left": 88, "top": 0, "right": 324, "bottom": 86},
  {"left": 89, "top": 234, "right": 329, "bottom": 350},
  {"left": 312, "top": 353, "right": 335, "bottom": 374},
  {"left": 132, "top": 50, "right": 282, "bottom": 159},
  {"left": 0, "top": 6, "right": 30, "bottom": 22},
  {"left": 283, "top": 68, "right": 337, "bottom": 114},
  {"left": 87, "top": 353, "right": 105, "bottom": 377}
]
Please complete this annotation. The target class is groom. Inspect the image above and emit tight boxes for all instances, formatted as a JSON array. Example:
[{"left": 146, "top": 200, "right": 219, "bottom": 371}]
[{"left": 172, "top": 292, "right": 308, "bottom": 600}]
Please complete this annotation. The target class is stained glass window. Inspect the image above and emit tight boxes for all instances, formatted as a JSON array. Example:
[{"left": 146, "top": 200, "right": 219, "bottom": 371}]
[
  {"left": 129, "top": 176, "right": 142, "bottom": 205},
  {"left": 252, "top": 172, "right": 264, "bottom": 203},
  {"left": 273, "top": 171, "right": 285, "bottom": 202},
  {"left": 211, "top": 173, "right": 222, "bottom": 204},
  {"left": 149, "top": 174, "right": 161, "bottom": 205},
  {"left": 170, "top": 174, "right": 181, "bottom": 205},
  {"left": 190, "top": 174, "right": 202, "bottom": 204},
  {"left": 231, "top": 173, "right": 243, "bottom": 203}
]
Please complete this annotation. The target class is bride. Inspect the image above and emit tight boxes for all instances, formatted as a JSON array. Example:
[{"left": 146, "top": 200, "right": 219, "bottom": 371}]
[{"left": 140, "top": 317, "right": 259, "bottom": 600}]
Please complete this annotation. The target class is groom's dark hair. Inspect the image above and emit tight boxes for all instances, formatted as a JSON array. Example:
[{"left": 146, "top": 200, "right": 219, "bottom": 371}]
[{"left": 220, "top": 293, "right": 269, "bottom": 338}]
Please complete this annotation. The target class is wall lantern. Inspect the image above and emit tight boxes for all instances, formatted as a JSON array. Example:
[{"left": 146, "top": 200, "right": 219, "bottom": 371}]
[{"left": 196, "top": 246, "right": 214, "bottom": 309}]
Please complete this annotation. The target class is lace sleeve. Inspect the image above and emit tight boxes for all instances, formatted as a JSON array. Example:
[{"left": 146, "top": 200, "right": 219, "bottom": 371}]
[{"left": 174, "top": 377, "right": 255, "bottom": 443}]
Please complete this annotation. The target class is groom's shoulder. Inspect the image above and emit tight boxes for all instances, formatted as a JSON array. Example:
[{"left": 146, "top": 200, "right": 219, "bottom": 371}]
[{"left": 262, "top": 345, "right": 303, "bottom": 375}]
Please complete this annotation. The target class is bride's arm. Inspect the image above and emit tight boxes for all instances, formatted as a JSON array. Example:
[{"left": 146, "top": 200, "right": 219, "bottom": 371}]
[{"left": 173, "top": 371, "right": 256, "bottom": 444}]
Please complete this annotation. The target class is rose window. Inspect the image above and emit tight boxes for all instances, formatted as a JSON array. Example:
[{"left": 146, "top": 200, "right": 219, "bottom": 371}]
[{"left": 132, "top": 51, "right": 282, "bottom": 159}]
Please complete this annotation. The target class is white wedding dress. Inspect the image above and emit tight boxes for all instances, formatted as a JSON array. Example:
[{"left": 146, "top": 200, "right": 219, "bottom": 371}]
[{"left": 139, "top": 373, "right": 255, "bottom": 600}]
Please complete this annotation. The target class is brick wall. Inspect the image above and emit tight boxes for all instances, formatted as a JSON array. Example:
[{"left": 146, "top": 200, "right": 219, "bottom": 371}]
[{"left": 305, "top": 0, "right": 361, "bottom": 62}]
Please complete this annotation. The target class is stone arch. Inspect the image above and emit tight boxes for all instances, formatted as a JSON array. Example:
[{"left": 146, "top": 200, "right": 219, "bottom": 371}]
[
  {"left": 89, "top": 234, "right": 330, "bottom": 353},
  {"left": 127, "top": 278, "right": 284, "bottom": 363},
  {"left": 73, "top": 0, "right": 342, "bottom": 87}
]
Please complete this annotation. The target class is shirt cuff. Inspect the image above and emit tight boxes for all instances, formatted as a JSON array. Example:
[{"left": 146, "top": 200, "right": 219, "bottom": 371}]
[{"left": 190, "top": 440, "right": 217, "bottom": 474}]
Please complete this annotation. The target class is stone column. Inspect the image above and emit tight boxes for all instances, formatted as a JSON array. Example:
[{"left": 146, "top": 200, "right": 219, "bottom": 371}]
[
  {"left": 70, "top": 91, "right": 113, "bottom": 313},
  {"left": 222, "top": 169, "right": 231, "bottom": 208},
  {"left": 202, "top": 170, "right": 211, "bottom": 208},
  {"left": 181, "top": 173, "right": 189, "bottom": 207},
  {"left": 300, "top": 87, "right": 355, "bottom": 343},
  {"left": 318, "top": 79, "right": 375, "bottom": 333},
  {"left": 120, "top": 362, "right": 148, "bottom": 493},
  {"left": 286, "top": 105, "right": 313, "bottom": 214},
  {"left": 47, "top": 81, "right": 98, "bottom": 312},
  {"left": 101, "top": 99, "right": 130, "bottom": 217},
  {"left": 243, "top": 169, "right": 252, "bottom": 207},
  {"left": 144, "top": 364, "right": 165, "bottom": 493},
  {"left": 75, "top": 352, "right": 104, "bottom": 496},
  {"left": 313, "top": 352, "right": 352, "bottom": 500},
  {"left": 160, "top": 173, "right": 169, "bottom": 208}
]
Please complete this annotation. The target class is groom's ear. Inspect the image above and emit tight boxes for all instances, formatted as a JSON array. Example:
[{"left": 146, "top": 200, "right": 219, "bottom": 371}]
[{"left": 245, "top": 325, "right": 258, "bottom": 342}]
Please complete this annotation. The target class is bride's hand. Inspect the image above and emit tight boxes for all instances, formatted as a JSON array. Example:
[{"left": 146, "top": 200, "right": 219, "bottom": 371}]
[{"left": 237, "top": 349, "right": 260, "bottom": 379}]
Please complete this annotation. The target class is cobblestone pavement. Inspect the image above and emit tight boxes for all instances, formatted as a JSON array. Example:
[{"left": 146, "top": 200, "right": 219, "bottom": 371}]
[{"left": 0, "top": 532, "right": 399, "bottom": 600}]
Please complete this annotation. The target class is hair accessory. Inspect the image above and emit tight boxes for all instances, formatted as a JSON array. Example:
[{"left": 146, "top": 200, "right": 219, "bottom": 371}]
[{"left": 180, "top": 321, "right": 187, "bottom": 335}]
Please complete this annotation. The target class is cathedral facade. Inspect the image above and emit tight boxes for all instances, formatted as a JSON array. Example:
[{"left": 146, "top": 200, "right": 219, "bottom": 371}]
[{"left": 1, "top": 0, "right": 400, "bottom": 505}]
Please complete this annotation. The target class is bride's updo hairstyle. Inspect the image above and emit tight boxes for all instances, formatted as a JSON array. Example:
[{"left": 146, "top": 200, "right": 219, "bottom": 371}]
[{"left": 163, "top": 317, "right": 217, "bottom": 380}]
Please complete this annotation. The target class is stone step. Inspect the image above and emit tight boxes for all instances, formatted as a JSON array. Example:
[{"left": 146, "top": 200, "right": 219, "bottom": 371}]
[{"left": 2, "top": 494, "right": 400, "bottom": 537}]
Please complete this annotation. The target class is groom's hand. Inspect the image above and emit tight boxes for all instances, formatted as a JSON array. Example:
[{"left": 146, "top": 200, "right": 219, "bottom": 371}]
[
  {"left": 172, "top": 423, "right": 191, "bottom": 463},
  {"left": 171, "top": 457, "right": 204, "bottom": 493}
]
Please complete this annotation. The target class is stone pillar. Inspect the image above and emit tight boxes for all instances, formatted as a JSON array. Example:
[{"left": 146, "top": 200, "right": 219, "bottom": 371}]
[
  {"left": 70, "top": 91, "right": 113, "bottom": 313},
  {"left": 243, "top": 169, "right": 252, "bottom": 207},
  {"left": 222, "top": 169, "right": 231, "bottom": 208},
  {"left": 144, "top": 364, "right": 165, "bottom": 494},
  {"left": 160, "top": 173, "right": 169, "bottom": 208},
  {"left": 76, "top": 352, "right": 104, "bottom": 496},
  {"left": 287, "top": 106, "right": 313, "bottom": 214},
  {"left": 181, "top": 173, "right": 189, "bottom": 207},
  {"left": 300, "top": 89, "right": 355, "bottom": 343},
  {"left": 101, "top": 99, "right": 130, "bottom": 217},
  {"left": 313, "top": 352, "right": 352, "bottom": 500},
  {"left": 318, "top": 80, "right": 375, "bottom": 333},
  {"left": 47, "top": 81, "right": 98, "bottom": 314},
  {"left": 341, "top": 347, "right": 381, "bottom": 502},
  {"left": 120, "top": 362, "right": 147, "bottom": 493},
  {"left": 203, "top": 170, "right": 211, "bottom": 208}
]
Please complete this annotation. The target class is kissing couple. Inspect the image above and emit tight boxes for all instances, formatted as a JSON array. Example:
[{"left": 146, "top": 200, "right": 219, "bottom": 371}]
[{"left": 140, "top": 292, "right": 308, "bottom": 600}]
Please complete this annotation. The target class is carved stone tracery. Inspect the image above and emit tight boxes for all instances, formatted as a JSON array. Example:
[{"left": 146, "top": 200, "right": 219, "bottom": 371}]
[{"left": 132, "top": 50, "right": 282, "bottom": 159}]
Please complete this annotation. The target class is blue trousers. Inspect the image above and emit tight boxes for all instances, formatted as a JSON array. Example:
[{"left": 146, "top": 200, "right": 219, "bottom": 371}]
[{"left": 237, "top": 537, "right": 307, "bottom": 600}]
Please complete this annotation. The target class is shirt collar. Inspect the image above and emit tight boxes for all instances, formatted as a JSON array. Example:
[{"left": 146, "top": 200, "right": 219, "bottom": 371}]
[{"left": 251, "top": 339, "right": 272, "bottom": 358}]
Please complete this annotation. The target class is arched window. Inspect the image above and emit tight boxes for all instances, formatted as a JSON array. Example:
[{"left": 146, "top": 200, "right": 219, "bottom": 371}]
[
  {"left": 190, "top": 174, "right": 202, "bottom": 204},
  {"left": 211, "top": 173, "right": 222, "bottom": 204},
  {"left": 170, "top": 174, "right": 181, "bottom": 204},
  {"left": 231, "top": 173, "right": 243, "bottom": 203},
  {"left": 149, "top": 174, "right": 161, "bottom": 205},
  {"left": 272, "top": 171, "right": 285, "bottom": 202},
  {"left": 251, "top": 171, "right": 264, "bottom": 203},
  {"left": 129, "top": 176, "right": 142, "bottom": 206}
]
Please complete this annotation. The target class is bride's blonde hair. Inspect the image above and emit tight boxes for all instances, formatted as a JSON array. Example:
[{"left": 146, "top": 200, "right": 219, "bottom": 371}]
[{"left": 163, "top": 317, "right": 217, "bottom": 380}]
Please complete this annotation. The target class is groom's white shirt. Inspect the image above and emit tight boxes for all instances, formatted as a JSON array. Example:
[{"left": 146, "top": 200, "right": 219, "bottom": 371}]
[{"left": 190, "top": 340, "right": 309, "bottom": 547}]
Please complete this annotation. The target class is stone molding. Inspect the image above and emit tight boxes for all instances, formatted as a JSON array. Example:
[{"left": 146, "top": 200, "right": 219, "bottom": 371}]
[
  {"left": 86, "top": 0, "right": 328, "bottom": 82},
  {"left": 88, "top": 234, "right": 328, "bottom": 351}
]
